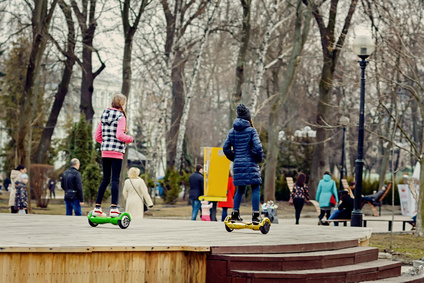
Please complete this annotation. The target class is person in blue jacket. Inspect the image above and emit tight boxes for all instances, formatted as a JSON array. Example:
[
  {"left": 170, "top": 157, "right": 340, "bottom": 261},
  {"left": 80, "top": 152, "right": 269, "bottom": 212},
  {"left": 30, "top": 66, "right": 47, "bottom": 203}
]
[
  {"left": 223, "top": 104, "right": 263, "bottom": 224},
  {"left": 315, "top": 171, "right": 338, "bottom": 225}
]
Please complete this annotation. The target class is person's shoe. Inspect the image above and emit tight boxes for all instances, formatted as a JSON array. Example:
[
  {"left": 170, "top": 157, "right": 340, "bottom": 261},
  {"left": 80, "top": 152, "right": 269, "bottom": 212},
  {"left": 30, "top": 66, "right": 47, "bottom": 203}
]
[
  {"left": 318, "top": 220, "right": 322, "bottom": 225},
  {"left": 109, "top": 206, "right": 120, "bottom": 218},
  {"left": 93, "top": 206, "right": 107, "bottom": 217},
  {"left": 322, "top": 221, "right": 330, "bottom": 226},
  {"left": 231, "top": 210, "right": 243, "bottom": 222},
  {"left": 252, "top": 211, "right": 261, "bottom": 225}
]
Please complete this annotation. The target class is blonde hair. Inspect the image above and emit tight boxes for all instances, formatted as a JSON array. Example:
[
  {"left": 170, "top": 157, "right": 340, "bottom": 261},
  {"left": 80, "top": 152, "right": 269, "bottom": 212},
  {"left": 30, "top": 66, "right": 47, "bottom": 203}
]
[
  {"left": 111, "top": 93, "right": 127, "bottom": 130},
  {"left": 128, "top": 167, "right": 140, "bottom": 179}
]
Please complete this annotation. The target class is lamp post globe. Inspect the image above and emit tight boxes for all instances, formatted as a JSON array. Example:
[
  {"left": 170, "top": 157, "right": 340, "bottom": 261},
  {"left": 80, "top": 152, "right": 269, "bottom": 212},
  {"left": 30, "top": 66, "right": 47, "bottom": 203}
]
[{"left": 351, "top": 33, "right": 375, "bottom": 227}]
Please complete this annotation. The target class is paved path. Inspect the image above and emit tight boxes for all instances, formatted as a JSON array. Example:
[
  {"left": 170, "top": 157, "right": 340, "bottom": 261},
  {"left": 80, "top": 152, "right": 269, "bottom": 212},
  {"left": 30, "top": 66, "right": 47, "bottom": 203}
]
[{"left": 0, "top": 214, "right": 372, "bottom": 252}]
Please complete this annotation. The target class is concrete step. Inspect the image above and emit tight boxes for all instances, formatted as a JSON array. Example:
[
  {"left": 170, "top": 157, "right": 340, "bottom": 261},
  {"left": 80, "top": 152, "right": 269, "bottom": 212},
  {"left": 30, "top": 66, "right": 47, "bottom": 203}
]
[
  {"left": 210, "top": 239, "right": 359, "bottom": 255},
  {"left": 229, "top": 260, "right": 401, "bottom": 282},
  {"left": 360, "top": 275, "right": 424, "bottom": 282},
  {"left": 208, "top": 246, "right": 378, "bottom": 272},
  {"left": 206, "top": 246, "right": 379, "bottom": 282}
]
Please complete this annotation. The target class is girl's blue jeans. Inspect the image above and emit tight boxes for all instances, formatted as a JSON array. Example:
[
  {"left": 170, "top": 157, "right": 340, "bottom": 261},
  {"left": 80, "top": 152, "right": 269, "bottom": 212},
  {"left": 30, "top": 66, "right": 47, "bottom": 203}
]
[{"left": 233, "top": 184, "right": 260, "bottom": 212}]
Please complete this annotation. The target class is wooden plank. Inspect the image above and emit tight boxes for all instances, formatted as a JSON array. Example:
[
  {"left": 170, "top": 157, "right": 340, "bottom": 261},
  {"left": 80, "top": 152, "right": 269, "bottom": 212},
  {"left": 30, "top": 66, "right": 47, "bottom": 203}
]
[
  {"left": 341, "top": 179, "right": 354, "bottom": 199},
  {"left": 309, "top": 200, "right": 320, "bottom": 213},
  {"left": 286, "top": 177, "right": 294, "bottom": 190}
]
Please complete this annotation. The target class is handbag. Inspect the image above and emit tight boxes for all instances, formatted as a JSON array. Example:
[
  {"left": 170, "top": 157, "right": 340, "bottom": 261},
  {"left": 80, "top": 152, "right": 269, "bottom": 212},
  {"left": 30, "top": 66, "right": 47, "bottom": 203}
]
[
  {"left": 330, "top": 195, "right": 336, "bottom": 207},
  {"left": 129, "top": 179, "right": 148, "bottom": 211}
]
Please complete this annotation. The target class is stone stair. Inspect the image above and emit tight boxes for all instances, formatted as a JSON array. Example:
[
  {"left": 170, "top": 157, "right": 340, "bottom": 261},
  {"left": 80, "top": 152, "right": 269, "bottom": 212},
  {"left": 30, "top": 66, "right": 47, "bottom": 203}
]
[{"left": 206, "top": 240, "right": 411, "bottom": 282}]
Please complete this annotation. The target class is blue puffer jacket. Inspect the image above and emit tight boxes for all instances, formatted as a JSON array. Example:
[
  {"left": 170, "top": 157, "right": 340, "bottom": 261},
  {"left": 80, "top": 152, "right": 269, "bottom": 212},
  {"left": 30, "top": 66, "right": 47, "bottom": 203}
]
[
  {"left": 223, "top": 118, "right": 263, "bottom": 186},
  {"left": 315, "top": 174, "right": 338, "bottom": 207}
]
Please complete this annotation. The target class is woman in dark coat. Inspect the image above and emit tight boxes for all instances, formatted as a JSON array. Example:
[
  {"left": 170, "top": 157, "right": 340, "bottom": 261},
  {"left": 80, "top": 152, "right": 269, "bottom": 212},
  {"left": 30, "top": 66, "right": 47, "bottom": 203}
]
[{"left": 223, "top": 104, "right": 263, "bottom": 224}]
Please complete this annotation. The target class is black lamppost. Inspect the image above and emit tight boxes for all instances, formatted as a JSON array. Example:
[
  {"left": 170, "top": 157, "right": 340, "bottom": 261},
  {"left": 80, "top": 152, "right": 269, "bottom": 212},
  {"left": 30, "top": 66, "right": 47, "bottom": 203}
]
[
  {"left": 351, "top": 33, "right": 375, "bottom": 227},
  {"left": 339, "top": 116, "right": 350, "bottom": 191}
]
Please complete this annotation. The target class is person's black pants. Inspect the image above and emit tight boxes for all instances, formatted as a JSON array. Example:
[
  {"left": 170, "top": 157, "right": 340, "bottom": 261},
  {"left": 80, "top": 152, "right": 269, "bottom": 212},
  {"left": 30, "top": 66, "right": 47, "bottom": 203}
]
[
  {"left": 95, "top": 158, "right": 122, "bottom": 205},
  {"left": 318, "top": 209, "right": 331, "bottom": 221},
  {"left": 293, "top": 198, "right": 305, "bottom": 224}
]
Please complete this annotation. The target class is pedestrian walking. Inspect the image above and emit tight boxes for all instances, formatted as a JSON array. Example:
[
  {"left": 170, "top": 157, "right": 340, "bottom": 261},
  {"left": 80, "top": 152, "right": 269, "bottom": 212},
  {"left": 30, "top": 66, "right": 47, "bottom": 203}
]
[
  {"left": 291, "top": 173, "right": 309, "bottom": 224},
  {"left": 189, "top": 165, "right": 204, "bottom": 220},
  {"left": 8, "top": 165, "right": 26, "bottom": 213},
  {"left": 218, "top": 172, "right": 235, "bottom": 221},
  {"left": 316, "top": 172, "right": 338, "bottom": 225},
  {"left": 61, "top": 159, "right": 84, "bottom": 216},
  {"left": 123, "top": 167, "right": 153, "bottom": 219}
]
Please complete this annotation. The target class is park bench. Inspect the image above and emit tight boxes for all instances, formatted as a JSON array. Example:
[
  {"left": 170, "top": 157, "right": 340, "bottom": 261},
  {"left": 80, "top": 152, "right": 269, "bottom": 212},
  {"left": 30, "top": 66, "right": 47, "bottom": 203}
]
[
  {"left": 326, "top": 219, "right": 351, "bottom": 226},
  {"left": 325, "top": 216, "right": 413, "bottom": 231},
  {"left": 362, "top": 216, "right": 413, "bottom": 231},
  {"left": 361, "top": 182, "right": 392, "bottom": 217}
]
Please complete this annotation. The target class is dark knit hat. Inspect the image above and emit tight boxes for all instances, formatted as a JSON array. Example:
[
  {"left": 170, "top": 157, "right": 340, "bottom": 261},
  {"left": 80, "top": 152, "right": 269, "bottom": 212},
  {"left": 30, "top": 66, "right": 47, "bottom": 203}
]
[{"left": 236, "top": 104, "right": 251, "bottom": 121}]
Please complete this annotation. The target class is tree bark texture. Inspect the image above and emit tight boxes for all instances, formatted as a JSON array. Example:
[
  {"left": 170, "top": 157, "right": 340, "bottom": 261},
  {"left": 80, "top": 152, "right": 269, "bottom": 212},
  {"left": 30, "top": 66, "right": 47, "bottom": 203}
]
[
  {"left": 34, "top": 0, "right": 76, "bottom": 164},
  {"left": 306, "top": 0, "right": 358, "bottom": 197},
  {"left": 174, "top": 0, "right": 218, "bottom": 170},
  {"left": 230, "top": 0, "right": 251, "bottom": 126},
  {"left": 162, "top": 0, "right": 207, "bottom": 169},
  {"left": 264, "top": 0, "right": 311, "bottom": 202},
  {"left": 71, "top": 0, "right": 105, "bottom": 123},
  {"left": 250, "top": 1, "right": 277, "bottom": 117},
  {"left": 119, "top": 0, "right": 150, "bottom": 208},
  {"left": 17, "top": 0, "right": 58, "bottom": 166}
]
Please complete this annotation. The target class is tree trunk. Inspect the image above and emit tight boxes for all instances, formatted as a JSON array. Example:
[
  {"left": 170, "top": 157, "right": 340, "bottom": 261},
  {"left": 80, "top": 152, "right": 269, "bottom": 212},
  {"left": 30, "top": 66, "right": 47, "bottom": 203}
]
[
  {"left": 166, "top": 51, "right": 185, "bottom": 168},
  {"left": 250, "top": 1, "right": 277, "bottom": 116},
  {"left": 34, "top": 0, "right": 76, "bottom": 164},
  {"left": 230, "top": 0, "right": 251, "bottom": 125},
  {"left": 174, "top": 0, "right": 218, "bottom": 170},
  {"left": 71, "top": 0, "right": 105, "bottom": 123},
  {"left": 118, "top": 0, "right": 149, "bottom": 208},
  {"left": 309, "top": 61, "right": 334, "bottom": 197},
  {"left": 80, "top": 38, "right": 95, "bottom": 122},
  {"left": 264, "top": 0, "right": 311, "bottom": 202},
  {"left": 416, "top": 157, "right": 424, "bottom": 237},
  {"left": 306, "top": 0, "right": 358, "bottom": 198}
]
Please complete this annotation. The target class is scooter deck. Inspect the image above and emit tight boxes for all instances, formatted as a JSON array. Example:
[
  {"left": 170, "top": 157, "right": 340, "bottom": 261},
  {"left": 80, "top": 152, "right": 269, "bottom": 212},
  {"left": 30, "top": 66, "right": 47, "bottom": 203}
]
[
  {"left": 87, "top": 211, "right": 131, "bottom": 229},
  {"left": 224, "top": 216, "right": 271, "bottom": 234}
]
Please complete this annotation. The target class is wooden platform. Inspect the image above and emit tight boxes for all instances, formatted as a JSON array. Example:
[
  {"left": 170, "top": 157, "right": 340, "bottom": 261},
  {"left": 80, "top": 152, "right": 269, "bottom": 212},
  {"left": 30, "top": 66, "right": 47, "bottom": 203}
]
[{"left": 0, "top": 214, "right": 374, "bottom": 282}]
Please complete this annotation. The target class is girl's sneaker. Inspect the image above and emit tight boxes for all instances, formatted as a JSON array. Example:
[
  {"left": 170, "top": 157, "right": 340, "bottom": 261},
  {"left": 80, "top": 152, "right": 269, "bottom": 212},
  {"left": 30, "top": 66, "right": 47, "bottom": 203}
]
[
  {"left": 252, "top": 211, "right": 261, "bottom": 225},
  {"left": 231, "top": 210, "right": 243, "bottom": 222},
  {"left": 110, "top": 206, "right": 120, "bottom": 218},
  {"left": 93, "top": 206, "right": 107, "bottom": 217}
]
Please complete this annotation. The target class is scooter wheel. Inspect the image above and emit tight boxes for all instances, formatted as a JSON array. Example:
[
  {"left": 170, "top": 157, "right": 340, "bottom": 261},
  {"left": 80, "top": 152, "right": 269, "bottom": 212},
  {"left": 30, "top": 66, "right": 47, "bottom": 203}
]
[
  {"left": 260, "top": 221, "right": 270, "bottom": 234},
  {"left": 118, "top": 215, "right": 131, "bottom": 229},
  {"left": 88, "top": 219, "right": 98, "bottom": 227},
  {"left": 225, "top": 223, "right": 234, "bottom": 232}
]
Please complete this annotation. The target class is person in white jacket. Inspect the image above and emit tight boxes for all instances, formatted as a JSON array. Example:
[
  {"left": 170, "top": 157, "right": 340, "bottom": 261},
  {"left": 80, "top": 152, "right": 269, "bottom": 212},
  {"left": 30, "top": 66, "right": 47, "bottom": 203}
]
[
  {"left": 8, "top": 165, "right": 26, "bottom": 213},
  {"left": 123, "top": 167, "right": 153, "bottom": 219}
]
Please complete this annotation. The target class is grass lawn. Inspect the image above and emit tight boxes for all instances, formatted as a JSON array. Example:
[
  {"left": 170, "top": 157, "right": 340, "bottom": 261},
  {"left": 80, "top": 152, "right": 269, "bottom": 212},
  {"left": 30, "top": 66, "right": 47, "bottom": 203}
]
[{"left": 369, "top": 233, "right": 424, "bottom": 264}]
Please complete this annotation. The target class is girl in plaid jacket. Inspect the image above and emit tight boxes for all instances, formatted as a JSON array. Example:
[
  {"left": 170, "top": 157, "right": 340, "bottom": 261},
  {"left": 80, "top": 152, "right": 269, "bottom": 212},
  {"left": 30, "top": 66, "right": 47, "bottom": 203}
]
[{"left": 93, "top": 94, "right": 133, "bottom": 217}]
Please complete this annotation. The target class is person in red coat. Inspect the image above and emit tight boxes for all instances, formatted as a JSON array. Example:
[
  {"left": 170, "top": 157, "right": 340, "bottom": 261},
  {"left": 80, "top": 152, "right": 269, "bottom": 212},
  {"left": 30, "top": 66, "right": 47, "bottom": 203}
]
[{"left": 219, "top": 172, "right": 236, "bottom": 221}]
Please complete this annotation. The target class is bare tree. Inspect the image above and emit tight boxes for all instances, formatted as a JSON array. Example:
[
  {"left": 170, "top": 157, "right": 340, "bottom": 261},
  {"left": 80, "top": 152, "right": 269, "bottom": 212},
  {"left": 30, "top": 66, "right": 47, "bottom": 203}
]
[
  {"left": 161, "top": 0, "right": 208, "bottom": 168},
  {"left": 263, "top": 0, "right": 312, "bottom": 202},
  {"left": 34, "top": 0, "right": 77, "bottom": 164},
  {"left": 174, "top": 0, "right": 219, "bottom": 170},
  {"left": 303, "top": 0, "right": 358, "bottom": 196},
  {"left": 70, "top": 0, "right": 105, "bottom": 123},
  {"left": 230, "top": 0, "right": 251, "bottom": 124}
]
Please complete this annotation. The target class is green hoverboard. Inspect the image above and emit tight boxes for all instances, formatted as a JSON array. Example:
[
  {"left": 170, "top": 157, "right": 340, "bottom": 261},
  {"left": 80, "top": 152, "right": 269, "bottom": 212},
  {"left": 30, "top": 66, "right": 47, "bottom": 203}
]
[{"left": 87, "top": 210, "right": 131, "bottom": 229}]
